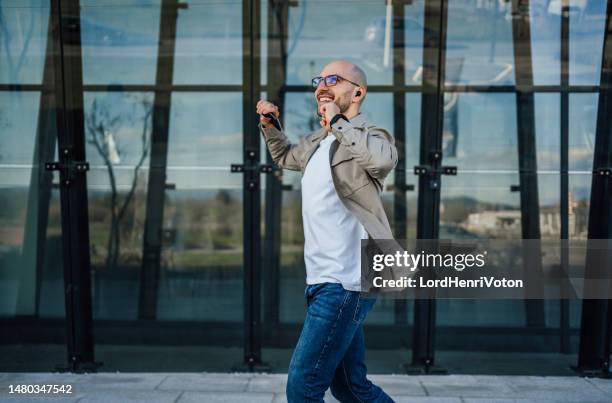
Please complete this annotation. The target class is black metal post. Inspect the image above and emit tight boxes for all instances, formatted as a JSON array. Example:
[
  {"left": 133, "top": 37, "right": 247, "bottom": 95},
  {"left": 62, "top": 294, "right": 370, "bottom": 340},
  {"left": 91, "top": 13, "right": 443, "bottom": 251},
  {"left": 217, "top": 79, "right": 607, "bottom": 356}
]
[
  {"left": 239, "top": 0, "right": 267, "bottom": 371},
  {"left": 138, "top": 0, "right": 182, "bottom": 320},
  {"left": 510, "top": 0, "right": 545, "bottom": 326},
  {"left": 575, "top": 0, "right": 612, "bottom": 378},
  {"left": 52, "top": 0, "right": 97, "bottom": 372},
  {"left": 407, "top": 0, "right": 447, "bottom": 374}
]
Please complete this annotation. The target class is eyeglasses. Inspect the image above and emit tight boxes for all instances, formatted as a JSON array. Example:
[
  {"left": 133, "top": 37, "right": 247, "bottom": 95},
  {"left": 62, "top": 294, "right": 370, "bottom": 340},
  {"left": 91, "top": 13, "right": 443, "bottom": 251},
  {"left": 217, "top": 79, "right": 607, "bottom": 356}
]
[{"left": 311, "top": 74, "right": 361, "bottom": 89}]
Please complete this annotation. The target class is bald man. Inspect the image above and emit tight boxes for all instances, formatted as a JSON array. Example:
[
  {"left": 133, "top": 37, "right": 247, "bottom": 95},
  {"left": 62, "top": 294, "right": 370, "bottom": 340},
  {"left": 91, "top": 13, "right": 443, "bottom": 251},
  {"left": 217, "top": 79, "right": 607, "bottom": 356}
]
[{"left": 257, "top": 60, "right": 397, "bottom": 403}]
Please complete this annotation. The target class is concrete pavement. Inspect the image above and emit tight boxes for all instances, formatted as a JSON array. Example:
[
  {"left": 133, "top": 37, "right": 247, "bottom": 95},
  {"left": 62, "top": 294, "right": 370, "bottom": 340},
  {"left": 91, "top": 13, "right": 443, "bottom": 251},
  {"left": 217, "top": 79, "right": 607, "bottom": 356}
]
[{"left": 1, "top": 372, "right": 611, "bottom": 402}]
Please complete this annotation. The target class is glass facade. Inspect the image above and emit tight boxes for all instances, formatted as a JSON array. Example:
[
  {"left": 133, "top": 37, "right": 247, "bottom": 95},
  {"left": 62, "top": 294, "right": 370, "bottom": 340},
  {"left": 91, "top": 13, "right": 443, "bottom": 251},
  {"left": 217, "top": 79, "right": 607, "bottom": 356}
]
[{"left": 1, "top": 0, "right": 611, "bottom": 374}]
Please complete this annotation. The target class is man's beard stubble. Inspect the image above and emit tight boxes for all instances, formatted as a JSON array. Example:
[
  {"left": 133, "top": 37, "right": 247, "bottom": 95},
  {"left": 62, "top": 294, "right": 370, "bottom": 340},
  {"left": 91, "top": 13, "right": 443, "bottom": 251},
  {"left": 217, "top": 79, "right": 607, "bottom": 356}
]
[{"left": 316, "top": 92, "right": 351, "bottom": 118}]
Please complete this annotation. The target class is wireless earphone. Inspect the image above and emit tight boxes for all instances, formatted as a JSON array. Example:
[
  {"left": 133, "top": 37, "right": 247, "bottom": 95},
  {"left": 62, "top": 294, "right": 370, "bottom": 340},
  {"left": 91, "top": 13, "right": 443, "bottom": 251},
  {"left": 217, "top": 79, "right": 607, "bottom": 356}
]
[{"left": 355, "top": 90, "right": 362, "bottom": 97}]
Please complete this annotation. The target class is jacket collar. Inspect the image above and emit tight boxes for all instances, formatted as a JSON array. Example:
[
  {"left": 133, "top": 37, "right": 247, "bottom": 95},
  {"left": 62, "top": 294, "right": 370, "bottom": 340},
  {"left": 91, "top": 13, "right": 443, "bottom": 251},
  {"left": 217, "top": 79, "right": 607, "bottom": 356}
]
[{"left": 310, "top": 112, "right": 367, "bottom": 142}]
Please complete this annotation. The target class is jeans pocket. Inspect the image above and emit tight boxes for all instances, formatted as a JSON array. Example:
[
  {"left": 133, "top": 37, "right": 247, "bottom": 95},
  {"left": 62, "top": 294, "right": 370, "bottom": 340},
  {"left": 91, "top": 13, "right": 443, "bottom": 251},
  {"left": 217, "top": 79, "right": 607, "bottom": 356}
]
[{"left": 352, "top": 294, "right": 376, "bottom": 324}]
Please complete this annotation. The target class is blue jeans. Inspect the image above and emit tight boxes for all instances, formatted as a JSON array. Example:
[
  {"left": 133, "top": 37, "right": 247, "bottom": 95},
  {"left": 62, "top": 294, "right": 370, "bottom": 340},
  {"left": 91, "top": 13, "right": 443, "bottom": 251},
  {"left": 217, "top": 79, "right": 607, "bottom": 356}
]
[{"left": 286, "top": 282, "right": 394, "bottom": 403}]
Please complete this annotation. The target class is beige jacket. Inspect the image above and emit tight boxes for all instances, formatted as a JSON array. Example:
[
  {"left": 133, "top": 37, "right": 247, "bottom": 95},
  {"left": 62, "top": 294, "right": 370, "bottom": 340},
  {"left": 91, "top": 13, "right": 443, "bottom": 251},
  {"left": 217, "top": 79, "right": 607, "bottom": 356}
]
[{"left": 259, "top": 112, "right": 398, "bottom": 240}]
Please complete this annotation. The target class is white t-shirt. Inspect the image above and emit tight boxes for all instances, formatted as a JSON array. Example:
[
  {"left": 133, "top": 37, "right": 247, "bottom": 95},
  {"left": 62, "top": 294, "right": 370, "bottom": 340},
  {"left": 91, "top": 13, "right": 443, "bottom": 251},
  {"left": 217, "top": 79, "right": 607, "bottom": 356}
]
[{"left": 301, "top": 133, "right": 369, "bottom": 291}]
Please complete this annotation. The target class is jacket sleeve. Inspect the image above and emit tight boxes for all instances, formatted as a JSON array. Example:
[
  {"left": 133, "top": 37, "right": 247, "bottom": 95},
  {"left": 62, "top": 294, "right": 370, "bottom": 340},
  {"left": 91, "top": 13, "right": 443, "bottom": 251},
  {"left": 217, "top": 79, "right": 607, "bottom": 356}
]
[
  {"left": 259, "top": 123, "right": 305, "bottom": 171},
  {"left": 330, "top": 119, "right": 398, "bottom": 181}
]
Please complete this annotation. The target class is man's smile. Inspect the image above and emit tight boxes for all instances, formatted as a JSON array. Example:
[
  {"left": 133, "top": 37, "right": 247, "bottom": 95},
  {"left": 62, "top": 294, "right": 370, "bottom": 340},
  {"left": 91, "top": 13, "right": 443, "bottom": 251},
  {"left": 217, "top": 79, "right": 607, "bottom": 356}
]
[{"left": 316, "top": 91, "right": 334, "bottom": 104}]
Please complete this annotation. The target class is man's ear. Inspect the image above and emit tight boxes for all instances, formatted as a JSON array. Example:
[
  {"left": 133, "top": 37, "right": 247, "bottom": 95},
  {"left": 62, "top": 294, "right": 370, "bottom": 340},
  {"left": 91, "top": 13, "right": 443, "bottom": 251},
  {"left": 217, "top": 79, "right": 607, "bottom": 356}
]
[{"left": 353, "top": 87, "right": 365, "bottom": 103}]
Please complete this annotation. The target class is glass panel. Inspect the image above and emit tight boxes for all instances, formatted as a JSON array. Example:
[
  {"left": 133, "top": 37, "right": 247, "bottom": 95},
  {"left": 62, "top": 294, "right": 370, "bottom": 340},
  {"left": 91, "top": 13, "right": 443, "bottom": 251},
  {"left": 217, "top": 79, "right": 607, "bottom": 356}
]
[
  {"left": 530, "top": 2, "right": 560, "bottom": 85},
  {"left": 567, "top": 92, "right": 597, "bottom": 331},
  {"left": 85, "top": 91, "right": 244, "bottom": 322},
  {"left": 80, "top": 0, "right": 161, "bottom": 84},
  {"left": 286, "top": 1, "right": 393, "bottom": 85},
  {"left": 445, "top": 1, "right": 515, "bottom": 85},
  {"left": 160, "top": 92, "right": 243, "bottom": 321},
  {"left": 0, "top": 1, "right": 50, "bottom": 84},
  {"left": 569, "top": 93, "right": 597, "bottom": 172},
  {"left": 173, "top": 0, "right": 242, "bottom": 85},
  {"left": 85, "top": 91, "right": 154, "bottom": 319},
  {"left": 404, "top": 0, "right": 425, "bottom": 86},
  {"left": 442, "top": 93, "right": 518, "bottom": 171},
  {"left": 535, "top": 93, "right": 560, "bottom": 172},
  {"left": 569, "top": 0, "right": 608, "bottom": 85},
  {"left": 0, "top": 92, "right": 63, "bottom": 318}
]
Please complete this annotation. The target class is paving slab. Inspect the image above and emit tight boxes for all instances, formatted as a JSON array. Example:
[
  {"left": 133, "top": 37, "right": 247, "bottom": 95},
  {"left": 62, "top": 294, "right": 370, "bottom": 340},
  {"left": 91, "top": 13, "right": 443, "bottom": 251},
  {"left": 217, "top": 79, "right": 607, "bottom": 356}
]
[
  {"left": 504, "top": 375, "right": 610, "bottom": 401},
  {"left": 0, "top": 373, "right": 168, "bottom": 393},
  {"left": 156, "top": 373, "right": 251, "bottom": 392},
  {"left": 585, "top": 376, "right": 612, "bottom": 397},
  {"left": 75, "top": 390, "right": 180, "bottom": 403},
  {"left": 246, "top": 374, "right": 287, "bottom": 393},
  {"left": 392, "top": 397, "right": 462, "bottom": 403},
  {"left": 420, "top": 374, "right": 516, "bottom": 398},
  {"left": 368, "top": 374, "right": 428, "bottom": 396},
  {"left": 178, "top": 391, "right": 274, "bottom": 403},
  {"left": 270, "top": 390, "right": 338, "bottom": 403},
  {"left": 0, "top": 396, "right": 80, "bottom": 403}
]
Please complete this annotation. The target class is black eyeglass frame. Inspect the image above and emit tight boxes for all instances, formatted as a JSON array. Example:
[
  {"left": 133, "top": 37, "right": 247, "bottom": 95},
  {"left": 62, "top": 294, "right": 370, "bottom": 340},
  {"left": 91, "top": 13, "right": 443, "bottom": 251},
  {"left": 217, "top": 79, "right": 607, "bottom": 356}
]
[{"left": 311, "top": 74, "right": 361, "bottom": 89}]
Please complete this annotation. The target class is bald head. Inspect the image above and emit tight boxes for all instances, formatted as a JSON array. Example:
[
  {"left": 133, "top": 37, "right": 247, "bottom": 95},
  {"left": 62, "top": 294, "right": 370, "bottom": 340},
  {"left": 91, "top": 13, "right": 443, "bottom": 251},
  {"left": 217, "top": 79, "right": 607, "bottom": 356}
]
[{"left": 320, "top": 60, "right": 367, "bottom": 88}]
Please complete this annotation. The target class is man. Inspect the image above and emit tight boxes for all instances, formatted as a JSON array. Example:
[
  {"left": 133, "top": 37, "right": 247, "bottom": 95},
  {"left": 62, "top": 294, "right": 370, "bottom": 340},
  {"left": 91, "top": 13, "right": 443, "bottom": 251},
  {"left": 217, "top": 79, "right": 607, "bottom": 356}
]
[{"left": 256, "top": 60, "right": 397, "bottom": 403}]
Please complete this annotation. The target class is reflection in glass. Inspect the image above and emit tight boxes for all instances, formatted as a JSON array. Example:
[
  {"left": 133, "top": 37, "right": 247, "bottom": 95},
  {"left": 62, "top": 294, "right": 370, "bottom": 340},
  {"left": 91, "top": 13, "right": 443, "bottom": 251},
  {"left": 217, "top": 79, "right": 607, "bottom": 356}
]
[
  {"left": 442, "top": 93, "right": 518, "bottom": 171},
  {"left": 569, "top": 93, "right": 597, "bottom": 172},
  {"left": 441, "top": 173, "right": 521, "bottom": 240},
  {"left": 569, "top": 0, "right": 608, "bottom": 85},
  {"left": 0, "top": 1, "right": 49, "bottom": 84},
  {"left": 84, "top": 92, "right": 154, "bottom": 319},
  {"left": 0, "top": 93, "right": 37, "bottom": 316},
  {"left": 286, "top": 1, "right": 393, "bottom": 85},
  {"left": 403, "top": 0, "right": 425, "bottom": 85},
  {"left": 80, "top": 1, "right": 160, "bottom": 84},
  {"left": 535, "top": 93, "right": 560, "bottom": 172},
  {"left": 158, "top": 92, "right": 244, "bottom": 321},
  {"left": 0, "top": 90, "right": 63, "bottom": 318},
  {"left": 446, "top": 1, "right": 514, "bottom": 85},
  {"left": 529, "top": 2, "right": 560, "bottom": 85},
  {"left": 173, "top": 1, "right": 242, "bottom": 85}
]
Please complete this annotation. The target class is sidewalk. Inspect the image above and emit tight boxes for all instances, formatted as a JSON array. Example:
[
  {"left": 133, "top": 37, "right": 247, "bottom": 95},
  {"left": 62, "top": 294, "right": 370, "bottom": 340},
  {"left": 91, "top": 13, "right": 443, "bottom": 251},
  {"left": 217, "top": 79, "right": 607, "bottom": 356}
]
[{"left": 1, "top": 372, "right": 612, "bottom": 402}]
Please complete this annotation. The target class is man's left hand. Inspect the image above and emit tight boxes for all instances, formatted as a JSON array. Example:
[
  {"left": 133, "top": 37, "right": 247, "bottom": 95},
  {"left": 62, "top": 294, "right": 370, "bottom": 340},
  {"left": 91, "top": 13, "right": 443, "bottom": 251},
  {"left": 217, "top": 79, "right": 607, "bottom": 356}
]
[{"left": 319, "top": 102, "right": 340, "bottom": 131}]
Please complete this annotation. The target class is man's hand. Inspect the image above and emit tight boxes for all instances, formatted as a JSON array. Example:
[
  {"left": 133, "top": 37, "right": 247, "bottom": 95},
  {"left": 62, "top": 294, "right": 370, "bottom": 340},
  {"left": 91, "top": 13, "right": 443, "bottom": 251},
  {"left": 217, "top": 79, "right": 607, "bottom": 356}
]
[
  {"left": 318, "top": 102, "right": 340, "bottom": 131},
  {"left": 256, "top": 99, "right": 280, "bottom": 129}
]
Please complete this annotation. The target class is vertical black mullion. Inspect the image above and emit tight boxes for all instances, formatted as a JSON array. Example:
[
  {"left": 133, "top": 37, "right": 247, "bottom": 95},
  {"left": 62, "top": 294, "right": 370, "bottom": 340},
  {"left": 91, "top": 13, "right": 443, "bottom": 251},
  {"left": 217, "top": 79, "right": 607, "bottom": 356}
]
[
  {"left": 560, "top": 0, "right": 570, "bottom": 354},
  {"left": 18, "top": 5, "right": 58, "bottom": 316},
  {"left": 510, "top": 0, "right": 545, "bottom": 327},
  {"left": 138, "top": 0, "right": 180, "bottom": 320},
  {"left": 576, "top": 0, "right": 612, "bottom": 376},
  {"left": 52, "top": 0, "right": 96, "bottom": 371},
  {"left": 410, "top": 0, "right": 447, "bottom": 373},
  {"left": 393, "top": 0, "right": 409, "bottom": 326},
  {"left": 262, "top": 0, "right": 289, "bottom": 329},
  {"left": 241, "top": 0, "right": 265, "bottom": 370}
]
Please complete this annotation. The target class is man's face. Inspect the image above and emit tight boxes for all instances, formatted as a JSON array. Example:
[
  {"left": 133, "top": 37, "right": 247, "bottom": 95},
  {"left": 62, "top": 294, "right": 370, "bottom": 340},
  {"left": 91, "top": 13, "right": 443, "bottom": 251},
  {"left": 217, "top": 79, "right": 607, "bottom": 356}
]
[{"left": 314, "top": 68, "right": 355, "bottom": 115}]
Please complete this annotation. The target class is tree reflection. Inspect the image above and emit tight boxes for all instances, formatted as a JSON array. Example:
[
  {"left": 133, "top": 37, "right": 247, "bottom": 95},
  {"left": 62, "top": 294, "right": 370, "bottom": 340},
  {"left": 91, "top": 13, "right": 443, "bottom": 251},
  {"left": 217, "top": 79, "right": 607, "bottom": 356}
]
[{"left": 85, "top": 95, "right": 152, "bottom": 271}]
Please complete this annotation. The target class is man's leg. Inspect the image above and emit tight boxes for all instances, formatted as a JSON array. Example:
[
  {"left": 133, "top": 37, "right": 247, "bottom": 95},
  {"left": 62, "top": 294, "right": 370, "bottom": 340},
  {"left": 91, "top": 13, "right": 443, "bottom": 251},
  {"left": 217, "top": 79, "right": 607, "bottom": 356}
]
[
  {"left": 330, "top": 326, "right": 394, "bottom": 403},
  {"left": 286, "top": 283, "right": 364, "bottom": 403}
]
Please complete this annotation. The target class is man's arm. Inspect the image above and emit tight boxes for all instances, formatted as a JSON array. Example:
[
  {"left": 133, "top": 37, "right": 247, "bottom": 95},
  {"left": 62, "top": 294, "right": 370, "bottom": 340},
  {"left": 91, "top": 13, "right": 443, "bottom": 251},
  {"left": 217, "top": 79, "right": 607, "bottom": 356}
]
[
  {"left": 259, "top": 123, "right": 304, "bottom": 171},
  {"left": 330, "top": 118, "right": 398, "bottom": 180}
]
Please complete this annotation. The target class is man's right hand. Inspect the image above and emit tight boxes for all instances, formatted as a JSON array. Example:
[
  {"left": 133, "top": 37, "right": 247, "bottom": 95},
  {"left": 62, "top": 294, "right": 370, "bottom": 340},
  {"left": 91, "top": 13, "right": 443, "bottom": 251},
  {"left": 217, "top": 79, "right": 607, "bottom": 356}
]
[{"left": 256, "top": 100, "right": 280, "bottom": 129}]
